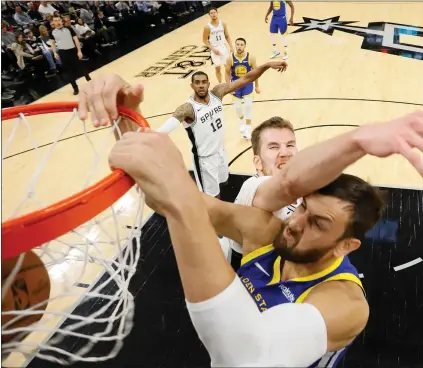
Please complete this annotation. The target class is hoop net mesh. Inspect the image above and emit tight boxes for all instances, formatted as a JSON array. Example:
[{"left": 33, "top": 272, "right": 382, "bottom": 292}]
[{"left": 2, "top": 106, "right": 145, "bottom": 366}]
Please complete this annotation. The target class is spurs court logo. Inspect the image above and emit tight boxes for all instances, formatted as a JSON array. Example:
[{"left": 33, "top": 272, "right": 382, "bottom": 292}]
[
  {"left": 135, "top": 45, "right": 211, "bottom": 79},
  {"left": 292, "top": 16, "right": 423, "bottom": 61}
]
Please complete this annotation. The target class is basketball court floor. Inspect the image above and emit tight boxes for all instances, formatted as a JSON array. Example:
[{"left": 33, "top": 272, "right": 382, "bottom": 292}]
[{"left": 2, "top": 1, "right": 423, "bottom": 367}]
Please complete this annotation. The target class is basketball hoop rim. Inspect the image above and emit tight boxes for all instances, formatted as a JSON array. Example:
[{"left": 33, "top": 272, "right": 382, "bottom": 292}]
[{"left": 2, "top": 102, "right": 149, "bottom": 261}]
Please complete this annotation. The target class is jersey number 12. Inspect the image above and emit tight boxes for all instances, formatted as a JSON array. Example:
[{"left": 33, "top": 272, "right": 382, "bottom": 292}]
[{"left": 211, "top": 118, "right": 222, "bottom": 132}]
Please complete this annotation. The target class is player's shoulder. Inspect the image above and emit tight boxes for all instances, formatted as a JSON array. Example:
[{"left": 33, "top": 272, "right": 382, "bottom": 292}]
[{"left": 235, "top": 175, "right": 272, "bottom": 205}]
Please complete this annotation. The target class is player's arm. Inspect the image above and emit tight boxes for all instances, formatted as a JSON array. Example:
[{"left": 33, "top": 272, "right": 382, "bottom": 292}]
[
  {"left": 211, "top": 61, "right": 286, "bottom": 99},
  {"left": 250, "top": 55, "right": 259, "bottom": 89},
  {"left": 304, "top": 281, "right": 369, "bottom": 351},
  {"left": 286, "top": 1, "right": 295, "bottom": 25},
  {"left": 201, "top": 193, "right": 282, "bottom": 255},
  {"left": 151, "top": 189, "right": 281, "bottom": 254},
  {"left": 202, "top": 26, "right": 216, "bottom": 54},
  {"left": 157, "top": 102, "right": 195, "bottom": 134},
  {"left": 252, "top": 128, "right": 367, "bottom": 212},
  {"left": 223, "top": 21, "right": 233, "bottom": 52},
  {"left": 225, "top": 57, "right": 232, "bottom": 84},
  {"left": 265, "top": 1, "right": 273, "bottom": 22},
  {"left": 187, "top": 263, "right": 369, "bottom": 367}
]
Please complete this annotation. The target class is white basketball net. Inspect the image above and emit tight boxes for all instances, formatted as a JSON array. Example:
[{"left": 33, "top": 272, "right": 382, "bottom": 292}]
[{"left": 1, "top": 108, "right": 144, "bottom": 366}]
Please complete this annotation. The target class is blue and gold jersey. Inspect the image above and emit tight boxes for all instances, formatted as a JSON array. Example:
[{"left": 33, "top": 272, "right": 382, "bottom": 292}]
[
  {"left": 271, "top": 1, "right": 286, "bottom": 18},
  {"left": 230, "top": 52, "right": 252, "bottom": 81},
  {"left": 237, "top": 244, "right": 364, "bottom": 367}
]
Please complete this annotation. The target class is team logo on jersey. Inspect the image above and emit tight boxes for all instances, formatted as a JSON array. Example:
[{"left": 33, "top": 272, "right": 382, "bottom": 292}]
[
  {"left": 291, "top": 16, "right": 423, "bottom": 61},
  {"left": 199, "top": 105, "right": 223, "bottom": 124},
  {"left": 135, "top": 45, "right": 212, "bottom": 79},
  {"left": 234, "top": 65, "right": 248, "bottom": 77}
]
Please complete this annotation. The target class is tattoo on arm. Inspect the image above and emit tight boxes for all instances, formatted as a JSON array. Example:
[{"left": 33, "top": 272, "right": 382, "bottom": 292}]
[
  {"left": 173, "top": 102, "right": 195, "bottom": 122},
  {"left": 211, "top": 83, "right": 230, "bottom": 100}
]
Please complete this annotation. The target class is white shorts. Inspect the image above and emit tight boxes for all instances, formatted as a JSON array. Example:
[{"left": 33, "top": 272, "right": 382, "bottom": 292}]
[
  {"left": 193, "top": 147, "right": 229, "bottom": 197},
  {"left": 210, "top": 45, "right": 229, "bottom": 67}
]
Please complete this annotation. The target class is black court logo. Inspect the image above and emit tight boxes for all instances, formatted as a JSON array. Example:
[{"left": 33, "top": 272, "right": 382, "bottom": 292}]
[
  {"left": 135, "top": 45, "right": 212, "bottom": 79},
  {"left": 292, "top": 16, "right": 423, "bottom": 61}
]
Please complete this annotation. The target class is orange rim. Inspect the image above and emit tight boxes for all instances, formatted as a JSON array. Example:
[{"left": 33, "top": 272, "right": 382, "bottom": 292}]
[{"left": 2, "top": 102, "right": 149, "bottom": 260}]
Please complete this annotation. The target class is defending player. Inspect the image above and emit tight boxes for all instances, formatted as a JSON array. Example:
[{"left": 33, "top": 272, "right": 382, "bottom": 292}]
[
  {"left": 225, "top": 38, "right": 260, "bottom": 140},
  {"left": 265, "top": 1, "right": 295, "bottom": 60},
  {"left": 156, "top": 61, "right": 287, "bottom": 199},
  {"left": 203, "top": 7, "right": 234, "bottom": 83}
]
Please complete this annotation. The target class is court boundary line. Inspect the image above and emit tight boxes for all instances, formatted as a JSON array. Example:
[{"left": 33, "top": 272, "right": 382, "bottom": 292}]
[
  {"left": 4, "top": 97, "right": 422, "bottom": 160},
  {"left": 20, "top": 209, "right": 156, "bottom": 368}
]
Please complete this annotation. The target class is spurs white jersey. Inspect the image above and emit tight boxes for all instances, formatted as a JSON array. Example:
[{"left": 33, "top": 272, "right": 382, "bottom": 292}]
[
  {"left": 208, "top": 20, "right": 226, "bottom": 48},
  {"left": 183, "top": 92, "right": 225, "bottom": 157},
  {"left": 229, "top": 175, "right": 302, "bottom": 254}
]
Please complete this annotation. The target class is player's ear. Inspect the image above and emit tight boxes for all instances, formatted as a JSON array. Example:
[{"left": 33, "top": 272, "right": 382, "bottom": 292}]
[
  {"left": 334, "top": 238, "right": 361, "bottom": 257},
  {"left": 253, "top": 155, "right": 263, "bottom": 172}
]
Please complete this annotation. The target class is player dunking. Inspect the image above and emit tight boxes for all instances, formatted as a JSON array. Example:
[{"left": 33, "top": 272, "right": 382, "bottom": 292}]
[
  {"left": 265, "top": 1, "right": 295, "bottom": 60},
  {"left": 225, "top": 38, "right": 260, "bottom": 140},
  {"left": 157, "top": 60, "right": 288, "bottom": 198},
  {"left": 203, "top": 7, "right": 234, "bottom": 83}
]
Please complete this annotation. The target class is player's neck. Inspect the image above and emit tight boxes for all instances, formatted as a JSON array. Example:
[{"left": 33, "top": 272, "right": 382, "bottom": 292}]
[
  {"left": 194, "top": 93, "right": 209, "bottom": 104},
  {"left": 235, "top": 51, "right": 246, "bottom": 59},
  {"left": 281, "top": 254, "right": 340, "bottom": 281},
  {"left": 210, "top": 18, "right": 220, "bottom": 25}
]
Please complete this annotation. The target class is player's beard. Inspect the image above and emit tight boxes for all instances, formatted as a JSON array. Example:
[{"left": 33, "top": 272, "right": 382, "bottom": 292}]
[
  {"left": 273, "top": 224, "right": 333, "bottom": 264},
  {"left": 195, "top": 90, "right": 208, "bottom": 99}
]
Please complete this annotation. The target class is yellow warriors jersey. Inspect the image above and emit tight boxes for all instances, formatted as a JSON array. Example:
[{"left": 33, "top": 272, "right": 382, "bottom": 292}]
[{"left": 237, "top": 245, "right": 364, "bottom": 368}]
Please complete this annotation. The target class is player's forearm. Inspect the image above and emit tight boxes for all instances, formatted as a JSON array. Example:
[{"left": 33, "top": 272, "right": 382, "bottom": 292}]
[
  {"left": 164, "top": 189, "right": 236, "bottom": 303},
  {"left": 226, "top": 36, "right": 233, "bottom": 49},
  {"left": 265, "top": 5, "right": 272, "bottom": 17},
  {"left": 203, "top": 38, "right": 215, "bottom": 52},
  {"left": 201, "top": 193, "right": 243, "bottom": 244},
  {"left": 225, "top": 69, "right": 231, "bottom": 83},
  {"left": 254, "top": 129, "right": 366, "bottom": 211},
  {"left": 240, "top": 62, "right": 270, "bottom": 85},
  {"left": 287, "top": 1, "right": 295, "bottom": 19}
]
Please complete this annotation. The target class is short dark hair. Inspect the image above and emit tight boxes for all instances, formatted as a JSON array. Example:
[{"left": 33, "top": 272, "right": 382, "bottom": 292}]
[
  {"left": 251, "top": 117, "right": 294, "bottom": 155},
  {"left": 191, "top": 71, "right": 209, "bottom": 83},
  {"left": 208, "top": 7, "right": 218, "bottom": 14},
  {"left": 236, "top": 37, "right": 246, "bottom": 45},
  {"left": 317, "top": 174, "right": 385, "bottom": 239}
]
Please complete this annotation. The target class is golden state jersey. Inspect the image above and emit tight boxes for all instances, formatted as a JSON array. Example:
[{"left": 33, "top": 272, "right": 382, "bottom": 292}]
[
  {"left": 231, "top": 52, "right": 254, "bottom": 99},
  {"left": 231, "top": 52, "right": 252, "bottom": 81},
  {"left": 272, "top": 0, "right": 286, "bottom": 17},
  {"left": 237, "top": 245, "right": 364, "bottom": 368}
]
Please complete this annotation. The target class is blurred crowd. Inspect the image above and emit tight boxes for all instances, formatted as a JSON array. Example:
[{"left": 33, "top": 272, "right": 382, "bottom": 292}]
[{"left": 2, "top": 1, "right": 211, "bottom": 105}]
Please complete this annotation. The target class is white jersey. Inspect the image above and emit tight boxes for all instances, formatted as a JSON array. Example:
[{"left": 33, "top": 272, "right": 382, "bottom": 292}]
[
  {"left": 229, "top": 175, "right": 302, "bottom": 253},
  {"left": 183, "top": 92, "right": 225, "bottom": 157},
  {"left": 208, "top": 20, "right": 226, "bottom": 48}
]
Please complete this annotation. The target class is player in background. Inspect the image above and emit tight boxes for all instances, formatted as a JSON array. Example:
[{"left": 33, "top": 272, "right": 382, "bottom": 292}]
[
  {"left": 225, "top": 38, "right": 260, "bottom": 140},
  {"left": 265, "top": 1, "right": 295, "bottom": 60},
  {"left": 224, "top": 117, "right": 301, "bottom": 262},
  {"left": 203, "top": 7, "right": 234, "bottom": 83},
  {"left": 156, "top": 60, "right": 287, "bottom": 199}
]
